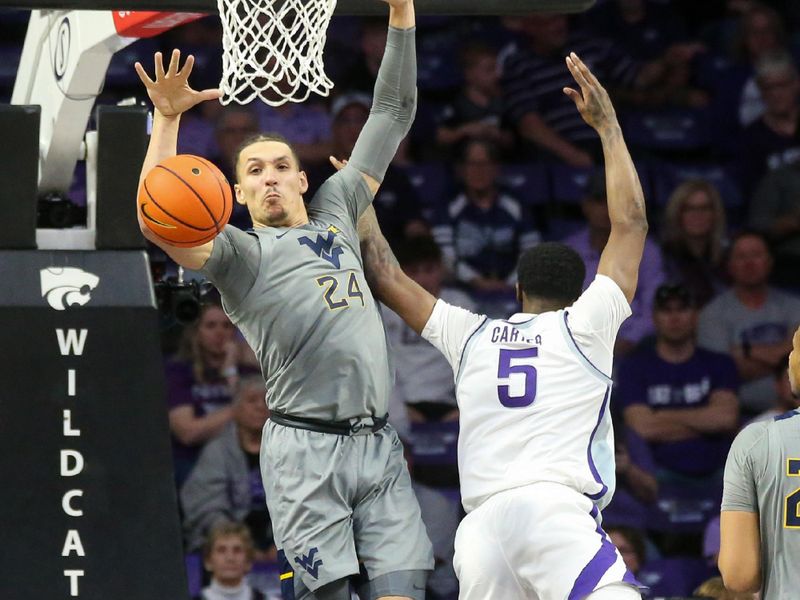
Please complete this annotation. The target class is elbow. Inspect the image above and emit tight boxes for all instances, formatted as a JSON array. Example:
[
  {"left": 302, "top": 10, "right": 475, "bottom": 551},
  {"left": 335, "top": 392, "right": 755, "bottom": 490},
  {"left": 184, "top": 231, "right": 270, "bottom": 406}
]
[{"left": 720, "top": 571, "right": 760, "bottom": 594}]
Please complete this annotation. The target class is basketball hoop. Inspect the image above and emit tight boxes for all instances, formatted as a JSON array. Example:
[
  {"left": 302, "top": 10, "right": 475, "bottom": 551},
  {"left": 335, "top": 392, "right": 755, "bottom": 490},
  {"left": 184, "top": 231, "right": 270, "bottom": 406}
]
[{"left": 217, "top": 0, "right": 338, "bottom": 106}]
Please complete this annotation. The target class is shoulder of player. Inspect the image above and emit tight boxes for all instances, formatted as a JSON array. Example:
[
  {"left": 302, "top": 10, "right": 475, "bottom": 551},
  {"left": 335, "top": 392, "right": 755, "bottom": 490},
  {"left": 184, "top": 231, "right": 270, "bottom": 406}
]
[{"left": 733, "top": 420, "right": 772, "bottom": 454}]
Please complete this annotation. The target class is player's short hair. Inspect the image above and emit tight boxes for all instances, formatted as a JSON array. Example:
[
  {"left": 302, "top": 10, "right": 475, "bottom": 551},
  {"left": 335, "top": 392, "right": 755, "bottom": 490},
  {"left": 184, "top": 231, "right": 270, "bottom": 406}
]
[
  {"left": 203, "top": 521, "right": 255, "bottom": 563},
  {"left": 395, "top": 236, "right": 442, "bottom": 267},
  {"left": 232, "top": 132, "right": 303, "bottom": 181},
  {"left": 517, "top": 243, "right": 585, "bottom": 306}
]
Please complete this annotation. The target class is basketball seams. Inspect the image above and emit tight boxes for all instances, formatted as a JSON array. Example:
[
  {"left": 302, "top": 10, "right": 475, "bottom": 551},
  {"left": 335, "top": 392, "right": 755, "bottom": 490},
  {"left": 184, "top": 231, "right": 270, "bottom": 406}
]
[
  {"left": 142, "top": 179, "right": 216, "bottom": 232},
  {"left": 193, "top": 155, "right": 233, "bottom": 234},
  {"left": 156, "top": 159, "right": 220, "bottom": 227}
]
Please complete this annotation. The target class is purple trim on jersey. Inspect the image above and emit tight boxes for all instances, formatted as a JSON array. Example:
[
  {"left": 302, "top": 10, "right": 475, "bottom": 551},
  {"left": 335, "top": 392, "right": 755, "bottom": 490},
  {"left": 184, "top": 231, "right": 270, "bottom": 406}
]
[
  {"left": 456, "top": 316, "right": 490, "bottom": 384},
  {"left": 568, "top": 505, "right": 643, "bottom": 600},
  {"left": 563, "top": 311, "right": 610, "bottom": 380},
  {"left": 775, "top": 408, "right": 800, "bottom": 421},
  {"left": 585, "top": 386, "right": 611, "bottom": 501}
]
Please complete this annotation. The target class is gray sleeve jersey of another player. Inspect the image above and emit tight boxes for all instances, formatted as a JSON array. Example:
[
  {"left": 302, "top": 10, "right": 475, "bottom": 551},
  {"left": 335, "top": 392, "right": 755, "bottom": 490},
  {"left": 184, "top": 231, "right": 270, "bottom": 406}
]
[
  {"left": 200, "top": 164, "right": 392, "bottom": 421},
  {"left": 722, "top": 409, "right": 800, "bottom": 599}
]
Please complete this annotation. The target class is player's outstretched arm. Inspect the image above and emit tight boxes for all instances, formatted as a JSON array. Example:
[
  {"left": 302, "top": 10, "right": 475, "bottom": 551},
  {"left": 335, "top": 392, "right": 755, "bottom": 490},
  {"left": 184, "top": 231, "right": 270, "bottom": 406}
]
[
  {"left": 358, "top": 206, "right": 436, "bottom": 334},
  {"left": 564, "top": 52, "right": 647, "bottom": 303},
  {"left": 134, "top": 49, "right": 222, "bottom": 270},
  {"left": 347, "top": 0, "right": 417, "bottom": 198}
]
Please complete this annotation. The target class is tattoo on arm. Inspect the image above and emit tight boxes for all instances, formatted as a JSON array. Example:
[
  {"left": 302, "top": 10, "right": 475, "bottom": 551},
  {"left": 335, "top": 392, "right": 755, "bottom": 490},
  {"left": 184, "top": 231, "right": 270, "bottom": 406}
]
[{"left": 358, "top": 205, "right": 401, "bottom": 290}]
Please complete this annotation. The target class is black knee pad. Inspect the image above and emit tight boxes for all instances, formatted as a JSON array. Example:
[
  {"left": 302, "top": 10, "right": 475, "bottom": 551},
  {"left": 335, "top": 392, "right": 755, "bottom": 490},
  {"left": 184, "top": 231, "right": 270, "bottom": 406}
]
[
  {"left": 356, "top": 569, "right": 429, "bottom": 600},
  {"left": 309, "top": 578, "right": 351, "bottom": 600}
]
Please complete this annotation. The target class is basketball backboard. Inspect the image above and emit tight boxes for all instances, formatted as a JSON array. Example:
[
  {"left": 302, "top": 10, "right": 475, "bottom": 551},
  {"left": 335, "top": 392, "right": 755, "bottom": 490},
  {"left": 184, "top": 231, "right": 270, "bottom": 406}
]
[{"left": 5, "top": 0, "right": 595, "bottom": 14}]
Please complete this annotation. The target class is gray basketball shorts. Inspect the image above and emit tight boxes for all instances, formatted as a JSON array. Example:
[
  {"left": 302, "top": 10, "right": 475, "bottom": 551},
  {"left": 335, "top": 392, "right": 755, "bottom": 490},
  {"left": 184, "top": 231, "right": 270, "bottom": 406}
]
[{"left": 261, "top": 420, "right": 434, "bottom": 593}]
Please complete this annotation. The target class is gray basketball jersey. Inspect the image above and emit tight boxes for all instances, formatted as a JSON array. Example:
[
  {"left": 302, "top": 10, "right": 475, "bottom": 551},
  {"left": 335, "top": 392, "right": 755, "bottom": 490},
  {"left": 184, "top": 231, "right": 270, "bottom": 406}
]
[
  {"left": 722, "top": 409, "right": 800, "bottom": 599},
  {"left": 200, "top": 165, "right": 391, "bottom": 420}
]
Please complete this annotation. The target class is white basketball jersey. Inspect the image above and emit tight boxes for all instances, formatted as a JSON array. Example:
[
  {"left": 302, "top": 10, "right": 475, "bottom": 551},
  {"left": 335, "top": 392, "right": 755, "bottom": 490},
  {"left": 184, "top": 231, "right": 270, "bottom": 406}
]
[{"left": 422, "top": 275, "right": 631, "bottom": 513}]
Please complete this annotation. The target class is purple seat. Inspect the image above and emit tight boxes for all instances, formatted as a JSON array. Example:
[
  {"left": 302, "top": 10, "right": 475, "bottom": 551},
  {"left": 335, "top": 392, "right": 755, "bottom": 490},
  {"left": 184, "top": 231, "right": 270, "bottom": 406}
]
[
  {"left": 622, "top": 108, "right": 713, "bottom": 152},
  {"left": 404, "top": 162, "right": 453, "bottom": 222},
  {"left": 638, "top": 557, "right": 713, "bottom": 598},
  {"left": 651, "top": 162, "right": 743, "bottom": 212},
  {"left": 499, "top": 163, "right": 549, "bottom": 206},
  {"left": 184, "top": 552, "right": 203, "bottom": 598},
  {"left": 409, "top": 420, "right": 459, "bottom": 466}
]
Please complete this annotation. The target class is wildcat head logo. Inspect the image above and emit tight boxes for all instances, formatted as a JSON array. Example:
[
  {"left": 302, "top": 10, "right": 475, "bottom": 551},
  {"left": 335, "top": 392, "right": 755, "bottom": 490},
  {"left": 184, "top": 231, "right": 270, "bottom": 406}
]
[{"left": 40, "top": 267, "right": 100, "bottom": 310}]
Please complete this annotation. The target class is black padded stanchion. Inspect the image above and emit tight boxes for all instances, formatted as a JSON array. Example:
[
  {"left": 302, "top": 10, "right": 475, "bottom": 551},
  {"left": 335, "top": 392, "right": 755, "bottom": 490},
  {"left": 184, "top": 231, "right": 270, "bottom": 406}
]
[
  {"left": 0, "top": 251, "right": 189, "bottom": 600},
  {"left": 0, "top": 104, "right": 39, "bottom": 249},
  {"left": 95, "top": 105, "right": 148, "bottom": 250}
]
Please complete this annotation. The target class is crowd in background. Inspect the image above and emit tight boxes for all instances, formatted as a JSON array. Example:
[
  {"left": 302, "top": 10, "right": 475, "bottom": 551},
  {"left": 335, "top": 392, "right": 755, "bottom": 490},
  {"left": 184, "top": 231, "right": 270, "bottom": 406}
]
[{"left": 3, "top": 0, "right": 800, "bottom": 598}]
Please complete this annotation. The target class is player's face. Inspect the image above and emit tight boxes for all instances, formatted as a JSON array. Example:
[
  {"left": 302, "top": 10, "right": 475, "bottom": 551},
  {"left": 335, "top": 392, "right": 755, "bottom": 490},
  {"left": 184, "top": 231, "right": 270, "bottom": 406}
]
[
  {"left": 679, "top": 191, "right": 715, "bottom": 238},
  {"left": 236, "top": 386, "right": 270, "bottom": 433},
  {"left": 235, "top": 141, "right": 309, "bottom": 227},
  {"left": 728, "top": 235, "right": 772, "bottom": 287},
  {"left": 205, "top": 535, "right": 251, "bottom": 585},
  {"left": 197, "top": 306, "right": 235, "bottom": 356},
  {"left": 654, "top": 302, "right": 697, "bottom": 344}
]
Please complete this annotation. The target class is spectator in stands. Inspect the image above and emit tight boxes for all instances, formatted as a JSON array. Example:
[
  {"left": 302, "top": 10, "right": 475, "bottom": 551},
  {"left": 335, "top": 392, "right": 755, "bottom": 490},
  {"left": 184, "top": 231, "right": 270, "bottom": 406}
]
[
  {"left": 182, "top": 376, "right": 274, "bottom": 559},
  {"left": 619, "top": 284, "right": 740, "bottom": 486},
  {"left": 698, "top": 230, "right": 800, "bottom": 417},
  {"left": 166, "top": 301, "right": 242, "bottom": 487},
  {"left": 308, "top": 93, "right": 427, "bottom": 249},
  {"left": 412, "top": 480, "right": 460, "bottom": 600},
  {"left": 208, "top": 106, "right": 260, "bottom": 229},
  {"left": 432, "top": 137, "right": 541, "bottom": 314},
  {"left": 582, "top": 0, "right": 709, "bottom": 108},
  {"left": 751, "top": 358, "right": 800, "bottom": 422},
  {"left": 382, "top": 237, "right": 475, "bottom": 438},
  {"left": 338, "top": 17, "right": 388, "bottom": 94},
  {"left": 195, "top": 521, "right": 266, "bottom": 600},
  {"left": 748, "top": 158, "right": 800, "bottom": 287},
  {"left": 435, "top": 43, "right": 514, "bottom": 157},
  {"left": 497, "top": 13, "right": 671, "bottom": 165},
  {"left": 737, "top": 51, "right": 800, "bottom": 196},
  {"left": 254, "top": 99, "right": 333, "bottom": 166},
  {"left": 562, "top": 172, "right": 665, "bottom": 354},
  {"left": 606, "top": 525, "right": 646, "bottom": 577},
  {"left": 603, "top": 423, "right": 658, "bottom": 530},
  {"left": 661, "top": 179, "right": 729, "bottom": 308}
]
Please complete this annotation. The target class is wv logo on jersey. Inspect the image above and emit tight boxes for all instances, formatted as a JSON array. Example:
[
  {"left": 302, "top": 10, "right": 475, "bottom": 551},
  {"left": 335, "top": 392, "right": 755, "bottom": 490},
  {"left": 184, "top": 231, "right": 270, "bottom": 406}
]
[
  {"left": 294, "top": 547, "right": 323, "bottom": 579},
  {"left": 298, "top": 229, "right": 344, "bottom": 269}
]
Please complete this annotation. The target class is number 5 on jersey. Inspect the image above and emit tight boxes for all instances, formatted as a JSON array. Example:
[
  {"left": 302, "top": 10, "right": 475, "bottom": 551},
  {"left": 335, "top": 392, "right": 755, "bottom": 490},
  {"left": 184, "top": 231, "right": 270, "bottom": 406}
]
[{"left": 497, "top": 348, "right": 538, "bottom": 408}]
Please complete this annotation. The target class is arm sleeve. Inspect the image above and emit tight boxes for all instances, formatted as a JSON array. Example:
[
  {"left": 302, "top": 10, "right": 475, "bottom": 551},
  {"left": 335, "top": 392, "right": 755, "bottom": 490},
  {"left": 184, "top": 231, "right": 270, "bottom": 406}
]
[
  {"left": 349, "top": 26, "right": 417, "bottom": 184},
  {"left": 308, "top": 163, "right": 374, "bottom": 226},
  {"left": 199, "top": 226, "right": 261, "bottom": 310},
  {"left": 421, "top": 299, "right": 486, "bottom": 371},
  {"left": 721, "top": 422, "right": 768, "bottom": 512}
]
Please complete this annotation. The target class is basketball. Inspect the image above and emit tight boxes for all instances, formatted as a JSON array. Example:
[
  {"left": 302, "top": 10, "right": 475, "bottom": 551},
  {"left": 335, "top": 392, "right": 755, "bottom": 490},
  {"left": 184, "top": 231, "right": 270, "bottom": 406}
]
[{"left": 138, "top": 154, "right": 233, "bottom": 247}]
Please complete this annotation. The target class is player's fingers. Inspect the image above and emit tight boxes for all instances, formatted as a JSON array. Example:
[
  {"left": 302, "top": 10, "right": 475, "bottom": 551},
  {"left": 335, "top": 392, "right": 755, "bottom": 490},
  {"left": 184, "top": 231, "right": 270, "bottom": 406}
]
[
  {"left": 154, "top": 52, "right": 166, "bottom": 80},
  {"left": 575, "top": 55, "right": 603, "bottom": 90},
  {"left": 563, "top": 87, "right": 583, "bottom": 107},
  {"left": 167, "top": 49, "right": 181, "bottom": 77},
  {"left": 566, "top": 54, "right": 591, "bottom": 92},
  {"left": 179, "top": 54, "right": 195, "bottom": 79},
  {"left": 197, "top": 88, "right": 224, "bottom": 102},
  {"left": 134, "top": 62, "right": 155, "bottom": 87},
  {"left": 329, "top": 155, "right": 348, "bottom": 171}
]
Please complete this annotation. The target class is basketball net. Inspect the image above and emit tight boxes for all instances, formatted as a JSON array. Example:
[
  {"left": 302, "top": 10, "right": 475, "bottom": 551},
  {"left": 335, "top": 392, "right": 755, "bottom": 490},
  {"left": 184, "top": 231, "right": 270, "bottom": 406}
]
[{"left": 217, "top": 0, "right": 338, "bottom": 106}]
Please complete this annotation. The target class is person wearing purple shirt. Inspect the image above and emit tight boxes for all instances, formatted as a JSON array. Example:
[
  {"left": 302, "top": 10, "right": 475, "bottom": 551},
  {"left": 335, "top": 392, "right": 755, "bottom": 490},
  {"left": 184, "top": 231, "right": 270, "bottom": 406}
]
[
  {"left": 562, "top": 172, "right": 665, "bottom": 355},
  {"left": 618, "top": 284, "right": 740, "bottom": 481}
]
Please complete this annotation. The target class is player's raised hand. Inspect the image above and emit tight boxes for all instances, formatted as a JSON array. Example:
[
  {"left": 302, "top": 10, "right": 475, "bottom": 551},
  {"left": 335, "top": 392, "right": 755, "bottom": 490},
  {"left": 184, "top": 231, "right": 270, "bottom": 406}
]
[
  {"left": 563, "top": 52, "right": 618, "bottom": 134},
  {"left": 135, "top": 49, "right": 222, "bottom": 118}
]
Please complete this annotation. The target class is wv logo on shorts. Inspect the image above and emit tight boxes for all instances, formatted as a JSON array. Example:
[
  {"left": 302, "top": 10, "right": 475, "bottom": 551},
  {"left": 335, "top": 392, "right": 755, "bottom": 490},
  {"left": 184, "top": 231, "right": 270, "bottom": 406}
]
[
  {"left": 298, "top": 230, "right": 344, "bottom": 269},
  {"left": 294, "top": 547, "right": 323, "bottom": 579}
]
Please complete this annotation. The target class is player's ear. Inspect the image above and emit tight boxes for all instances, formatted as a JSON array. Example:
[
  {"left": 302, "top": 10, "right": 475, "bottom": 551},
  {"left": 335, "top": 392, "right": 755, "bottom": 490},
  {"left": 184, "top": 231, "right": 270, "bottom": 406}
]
[
  {"left": 234, "top": 183, "right": 246, "bottom": 206},
  {"left": 298, "top": 170, "right": 309, "bottom": 194}
]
